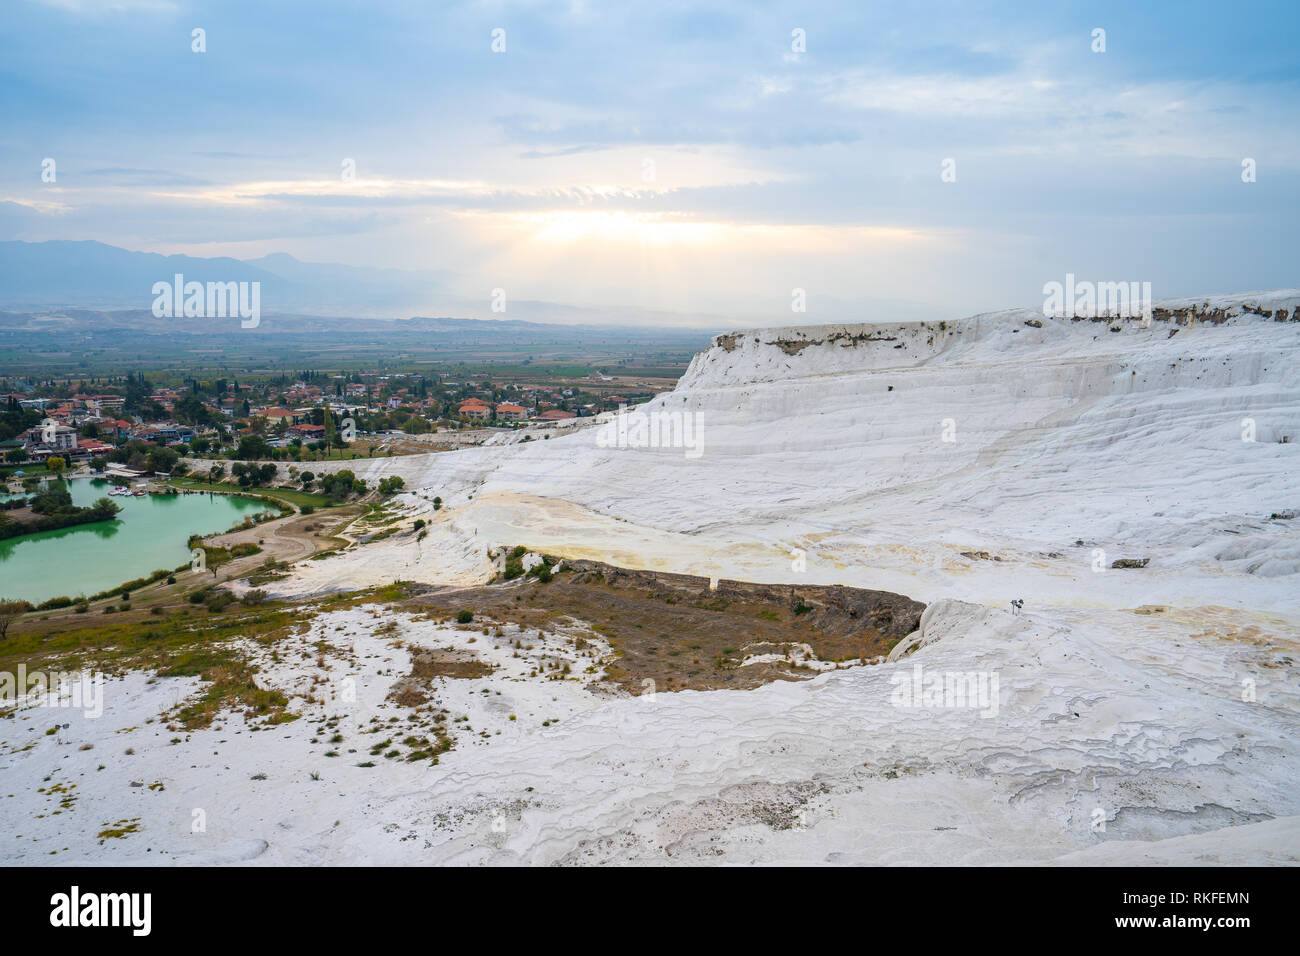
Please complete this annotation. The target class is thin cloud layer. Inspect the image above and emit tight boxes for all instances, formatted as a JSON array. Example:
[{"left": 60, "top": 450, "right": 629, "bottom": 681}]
[{"left": 2, "top": 0, "right": 1296, "bottom": 324}]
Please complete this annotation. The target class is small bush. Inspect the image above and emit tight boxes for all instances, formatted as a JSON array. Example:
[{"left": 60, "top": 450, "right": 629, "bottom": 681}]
[
  {"left": 203, "top": 592, "right": 236, "bottom": 613},
  {"left": 456, "top": 610, "right": 474, "bottom": 624}
]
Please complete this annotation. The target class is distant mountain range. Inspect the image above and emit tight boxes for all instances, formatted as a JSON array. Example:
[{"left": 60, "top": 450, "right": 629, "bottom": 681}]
[
  {"left": 0, "top": 240, "right": 737, "bottom": 329},
  {"left": 0, "top": 244, "right": 722, "bottom": 373},
  {"left": 0, "top": 240, "right": 448, "bottom": 316}
]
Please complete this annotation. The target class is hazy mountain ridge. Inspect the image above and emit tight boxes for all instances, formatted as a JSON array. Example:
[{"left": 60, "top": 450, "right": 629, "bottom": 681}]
[
  {"left": 0, "top": 239, "right": 446, "bottom": 315},
  {"left": 0, "top": 240, "right": 742, "bottom": 328}
]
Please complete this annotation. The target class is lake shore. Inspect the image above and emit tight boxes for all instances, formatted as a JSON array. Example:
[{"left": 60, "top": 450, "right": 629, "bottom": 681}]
[{"left": 0, "top": 479, "right": 270, "bottom": 604}]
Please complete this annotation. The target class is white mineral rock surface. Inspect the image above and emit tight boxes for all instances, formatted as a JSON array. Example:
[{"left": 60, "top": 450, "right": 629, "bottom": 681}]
[{"left": 4, "top": 293, "right": 1298, "bottom": 864}]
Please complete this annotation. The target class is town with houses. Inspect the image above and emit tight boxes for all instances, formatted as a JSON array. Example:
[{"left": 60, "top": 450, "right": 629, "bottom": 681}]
[{"left": 1, "top": 369, "right": 660, "bottom": 475}]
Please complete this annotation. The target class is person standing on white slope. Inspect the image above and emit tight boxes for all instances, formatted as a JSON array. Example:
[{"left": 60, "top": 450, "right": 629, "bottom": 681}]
[{"left": 1010, "top": 598, "right": 1024, "bottom": 615}]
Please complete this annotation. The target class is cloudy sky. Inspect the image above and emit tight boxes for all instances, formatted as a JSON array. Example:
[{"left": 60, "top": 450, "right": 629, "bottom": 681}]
[{"left": 2, "top": 0, "right": 1297, "bottom": 325}]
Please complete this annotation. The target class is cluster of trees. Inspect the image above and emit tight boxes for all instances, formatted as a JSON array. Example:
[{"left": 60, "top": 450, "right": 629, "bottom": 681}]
[
  {"left": 200, "top": 462, "right": 399, "bottom": 501},
  {"left": 104, "top": 441, "right": 180, "bottom": 475},
  {"left": 0, "top": 484, "right": 121, "bottom": 541},
  {"left": 234, "top": 435, "right": 274, "bottom": 460},
  {"left": 29, "top": 484, "right": 75, "bottom": 514},
  {"left": 0, "top": 396, "right": 40, "bottom": 447},
  {"left": 231, "top": 430, "right": 365, "bottom": 463},
  {"left": 173, "top": 394, "right": 222, "bottom": 427},
  {"left": 318, "top": 469, "right": 367, "bottom": 499},
  {"left": 292, "top": 467, "right": 372, "bottom": 499},
  {"left": 122, "top": 371, "right": 167, "bottom": 420},
  {"left": 352, "top": 408, "right": 438, "bottom": 434},
  {"left": 230, "top": 461, "right": 279, "bottom": 487}
]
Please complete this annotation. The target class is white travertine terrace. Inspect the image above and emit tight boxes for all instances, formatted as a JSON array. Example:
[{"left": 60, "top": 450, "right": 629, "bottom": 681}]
[{"left": 5, "top": 291, "right": 1298, "bottom": 864}]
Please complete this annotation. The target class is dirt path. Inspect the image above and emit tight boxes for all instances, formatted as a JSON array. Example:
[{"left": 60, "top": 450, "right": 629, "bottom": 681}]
[{"left": 204, "top": 507, "right": 360, "bottom": 581}]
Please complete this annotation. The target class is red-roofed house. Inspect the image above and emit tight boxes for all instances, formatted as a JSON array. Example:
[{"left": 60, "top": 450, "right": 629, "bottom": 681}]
[{"left": 495, "top": 403, "right": 528, "bottom": 421}]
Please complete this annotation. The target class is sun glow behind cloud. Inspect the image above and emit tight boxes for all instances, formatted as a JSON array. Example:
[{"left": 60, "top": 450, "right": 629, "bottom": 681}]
[
  {"left": 443, "top": 208, "right": 941, "bottom": 320},
  {"left": 503, "top": 210, "right": 728, "bottom": 244},
  {"left": 469, "top": 209, "right": 926, "bottom": 249}
]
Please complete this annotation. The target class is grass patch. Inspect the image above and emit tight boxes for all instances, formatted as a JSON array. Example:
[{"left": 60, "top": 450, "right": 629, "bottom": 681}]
[
  {"left": 170, "top": 479, "right": 333, "bottom": 511},
  {"left": 0, "top": 602, "right": 308, "bottom": 730},
  {"left": 96, "top": 818, "right": 142, "bottom": 842}
]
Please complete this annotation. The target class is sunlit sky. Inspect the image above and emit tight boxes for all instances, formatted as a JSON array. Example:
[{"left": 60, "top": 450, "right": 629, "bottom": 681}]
[{"left": 2, "top": 0, "right": 1298, "bottom": 326}]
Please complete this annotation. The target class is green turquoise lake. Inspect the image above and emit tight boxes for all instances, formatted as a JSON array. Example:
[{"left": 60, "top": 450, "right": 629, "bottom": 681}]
[{"left": 0, "top": 480, "right": 271, "bottom": 604}]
